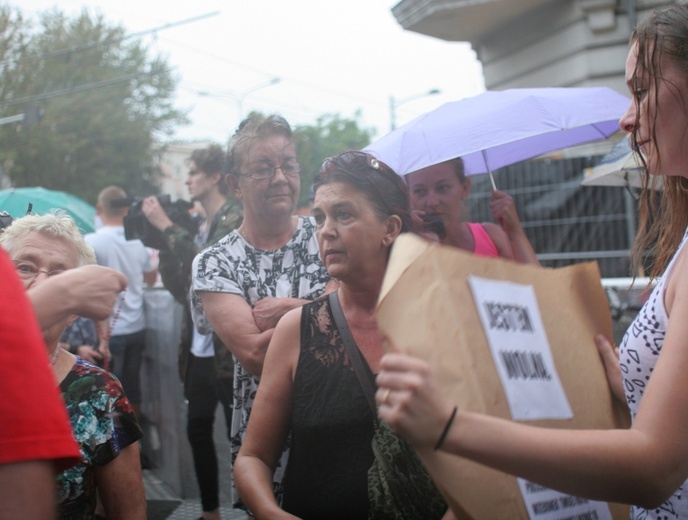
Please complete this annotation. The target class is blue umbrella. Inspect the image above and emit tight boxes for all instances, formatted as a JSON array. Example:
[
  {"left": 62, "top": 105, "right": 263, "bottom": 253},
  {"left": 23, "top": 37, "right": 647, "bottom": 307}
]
[{"left": 0, "top": 187, "right": 96, "bottom": 233}]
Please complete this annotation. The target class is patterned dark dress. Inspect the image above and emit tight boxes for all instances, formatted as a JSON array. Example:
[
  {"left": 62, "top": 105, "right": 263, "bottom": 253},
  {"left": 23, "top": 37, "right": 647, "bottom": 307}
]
[
  {"left": 57, "top": 358, "right": 143, "bottom": 520},
  {"left": 283, "top": 296, "right": 376, "bottom": 519}
]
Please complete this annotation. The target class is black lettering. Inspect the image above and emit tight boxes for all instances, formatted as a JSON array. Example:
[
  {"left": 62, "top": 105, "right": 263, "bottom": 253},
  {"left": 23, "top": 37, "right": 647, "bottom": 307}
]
[
  {"left": 532, "top": 499, "right": 560, "bottom": 514},
  {"left": 558, "top": 512, "right": 599, "bottom": 520},
  {"left": 484, "top": 302, "right": 535, "bottom": 333},
  {"left": 559, "top": 496, "right": 589, "bottom": 508},
  {"left": 524, "top": 481, "right": 548, "bottom": 493},
  {"left": 500, "top": 350, "right": 552, "bottom": 380}
]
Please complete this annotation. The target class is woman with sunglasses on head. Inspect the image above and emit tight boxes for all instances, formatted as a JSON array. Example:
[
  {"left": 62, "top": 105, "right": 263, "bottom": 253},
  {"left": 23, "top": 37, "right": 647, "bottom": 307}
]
[
  {"left": 377, "top": 4, "right": 688, "bottom": 518},
  {"left": 1, "top": 212, "right": 144, "bottom": 520},
  {"left": 234, "top": 151, "right": 450, "bottom": 519},
  {"left": 191, "top": 114, "right": 333, "bottom": 509}
]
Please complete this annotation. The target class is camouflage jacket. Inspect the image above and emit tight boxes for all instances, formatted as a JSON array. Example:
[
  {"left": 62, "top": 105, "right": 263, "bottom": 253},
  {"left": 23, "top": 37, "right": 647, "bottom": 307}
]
[{"left": 158, "top": 198, "right": 242, "bottom": 382}]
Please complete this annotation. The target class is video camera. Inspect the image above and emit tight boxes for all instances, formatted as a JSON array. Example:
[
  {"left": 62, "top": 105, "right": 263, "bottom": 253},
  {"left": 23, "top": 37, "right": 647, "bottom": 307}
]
[
  {"left": 0, "top": 211, "right": 14, "bottom": 231},
  {"left": 113, "top": 195, "right": 200, "bottom": 250},
  {"left": 0, "top": 203, "right": 34, "bottom": 232}
]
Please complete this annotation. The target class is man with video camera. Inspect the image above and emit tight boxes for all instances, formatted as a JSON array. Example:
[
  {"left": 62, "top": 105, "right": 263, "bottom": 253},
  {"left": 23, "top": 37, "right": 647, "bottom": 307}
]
[{"left": 142, "top": 144, "right": 242, "bottom": 520}]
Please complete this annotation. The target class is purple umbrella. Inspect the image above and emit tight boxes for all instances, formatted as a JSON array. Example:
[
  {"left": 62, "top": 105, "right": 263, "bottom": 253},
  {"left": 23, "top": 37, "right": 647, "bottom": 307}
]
[{"left": 365, "top": 87, "right": 630, "bottom": 187}]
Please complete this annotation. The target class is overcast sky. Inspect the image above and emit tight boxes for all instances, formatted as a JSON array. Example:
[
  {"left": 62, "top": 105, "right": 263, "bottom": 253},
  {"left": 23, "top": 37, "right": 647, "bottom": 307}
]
[{"left": 17, "top": 0, "right": 485, "bottom": 146}]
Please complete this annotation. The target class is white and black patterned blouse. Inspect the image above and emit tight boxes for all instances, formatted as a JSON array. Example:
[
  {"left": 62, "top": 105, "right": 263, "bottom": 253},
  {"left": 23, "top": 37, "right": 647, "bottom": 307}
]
[
  {"left": 619, "top": 227, "right": 688, "bottom": 519},
  {"left": 190, "top": 215, "right": 330, "bottom": 507}
]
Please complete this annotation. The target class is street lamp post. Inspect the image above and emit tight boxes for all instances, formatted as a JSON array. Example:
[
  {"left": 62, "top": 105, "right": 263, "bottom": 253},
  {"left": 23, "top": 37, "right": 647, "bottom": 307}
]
[
  {"left": 389, "top": 88, "right": 441, "bottom": 131},
  {"left": 236, "top": 77, "right": 281, "bottom": 119}
]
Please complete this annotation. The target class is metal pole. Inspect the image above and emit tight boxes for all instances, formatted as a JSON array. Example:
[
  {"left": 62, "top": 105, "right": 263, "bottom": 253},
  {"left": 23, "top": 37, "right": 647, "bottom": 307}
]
[
  {"left": 627, "top": 0, "right": 637, "bottom": 35},
  {"left": 389, "top": 88, "right": 441, "bottom": 132},
  {"left": 389, "top": 95, "right": 397, "bottom": 131},
  {"left": 237, "top": 77, "right": 281, "bottom": 120}
]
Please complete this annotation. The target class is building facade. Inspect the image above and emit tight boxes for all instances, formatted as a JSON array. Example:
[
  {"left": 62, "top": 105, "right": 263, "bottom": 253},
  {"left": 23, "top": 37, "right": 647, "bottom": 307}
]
[
  {"left": 392, "top": 0, "right": 673, "bottom": 93},
  {"left": 152, "top": 140, "right": 214, "bottom": 201}
]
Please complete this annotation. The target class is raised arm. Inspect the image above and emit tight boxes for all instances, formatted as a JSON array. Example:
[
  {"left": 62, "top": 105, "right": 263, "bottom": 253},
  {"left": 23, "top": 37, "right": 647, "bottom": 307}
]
[
  {"left": 234, "top": 307, "right": 302, "bottom": 519},
  {"left": 27, "top": 265, "right": 127, "bottom": 331},
  {"left": 489, "top": 189, "right": 540, "bottom": 266},
  {"left": 481, "top": 222, "right": 516, "bottom": 261},
  {"left": 142, "top": 196, "right": 198, "bottom": 301},
  {"left": 157, "top": 228, "right": 198, "bottom": 303}
]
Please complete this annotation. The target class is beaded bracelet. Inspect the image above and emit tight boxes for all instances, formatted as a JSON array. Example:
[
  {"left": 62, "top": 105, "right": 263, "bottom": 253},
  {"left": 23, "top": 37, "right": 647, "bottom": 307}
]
[{"left": 434, "top": 406, "right": 458, "bottom": 451}]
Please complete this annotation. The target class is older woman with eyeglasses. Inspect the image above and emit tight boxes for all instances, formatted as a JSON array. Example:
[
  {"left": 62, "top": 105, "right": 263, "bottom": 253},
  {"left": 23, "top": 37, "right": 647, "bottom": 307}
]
[
  {"left": 191, "top": 114, "right": 333, "bottom": 508},
  {"left": 233, "top": 151, "right": 451, "bottom": 520},
  {"left": 1, "top": 212, "right": 145, "bottom": 520}
]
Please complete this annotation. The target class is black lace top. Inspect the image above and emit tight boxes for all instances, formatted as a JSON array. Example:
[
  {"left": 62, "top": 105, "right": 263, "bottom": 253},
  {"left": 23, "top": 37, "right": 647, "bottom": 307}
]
[{"left": 282, "top": 296, "right": 376, "bottom": 519}]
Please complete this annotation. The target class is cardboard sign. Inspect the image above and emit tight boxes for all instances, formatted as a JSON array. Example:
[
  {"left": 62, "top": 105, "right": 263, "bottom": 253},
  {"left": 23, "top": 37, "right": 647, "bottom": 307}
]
[
  {"left": 468, "top": 276, "right": 573, "bottom": 421},
  {"left": 376, "top": 234, "right": 630, "bottom": 520}
]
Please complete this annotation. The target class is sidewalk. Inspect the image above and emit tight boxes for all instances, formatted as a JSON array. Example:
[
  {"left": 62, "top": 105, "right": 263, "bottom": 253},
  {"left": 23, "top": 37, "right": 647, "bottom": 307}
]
[
  {"left": 144, "top": 469, "right": 249, "bottom": 520},
  {"left": 142, "top": 399, "right": 249, "bottom": 520}
]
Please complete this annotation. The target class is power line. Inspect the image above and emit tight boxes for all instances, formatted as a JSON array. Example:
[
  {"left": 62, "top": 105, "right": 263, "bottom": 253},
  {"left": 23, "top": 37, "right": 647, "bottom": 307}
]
[
  {"left": 0, "top": 68, "right": 166, "bottom": 108},
  {"left": 1, "top": 11, "right": 219, "bottom": 68},
  {"left": 160, "top": 35, "right": 386, "bottom": 110}
]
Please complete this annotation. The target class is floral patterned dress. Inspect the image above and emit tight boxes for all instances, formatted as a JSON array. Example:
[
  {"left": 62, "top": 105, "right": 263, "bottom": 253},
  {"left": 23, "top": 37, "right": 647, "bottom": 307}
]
[{"left": 57, "top": 357, "right": 143, "bottom": 520}]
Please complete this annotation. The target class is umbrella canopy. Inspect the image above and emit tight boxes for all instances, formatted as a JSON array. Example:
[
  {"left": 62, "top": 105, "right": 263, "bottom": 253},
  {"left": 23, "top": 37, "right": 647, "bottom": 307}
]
[
  {"left": 581, "top": 138, "right": 658, "bottom": 189},
  {"left": 0, "top": 187, "right": 96, "bottom": 234},
  {"left": 365, "top": 87, "right": 630, "bottom": 181}
]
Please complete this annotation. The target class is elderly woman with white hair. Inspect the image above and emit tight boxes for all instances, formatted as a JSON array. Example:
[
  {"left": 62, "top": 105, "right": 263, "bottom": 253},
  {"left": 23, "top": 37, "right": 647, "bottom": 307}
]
[{"left": 1, "top": 212, "right": 146, "bottom": 520}]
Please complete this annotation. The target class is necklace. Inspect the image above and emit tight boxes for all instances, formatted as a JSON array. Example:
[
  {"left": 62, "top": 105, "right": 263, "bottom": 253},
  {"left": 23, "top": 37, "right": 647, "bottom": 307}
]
[
  {"left": 50, "top": 343, "right": 61, "bottom": 365},
  {"left": 237, "top": 225, "right": 248, "bottom": 240},
  {"left": 95, "top": 289, "right": 126, "bottom": 373}
]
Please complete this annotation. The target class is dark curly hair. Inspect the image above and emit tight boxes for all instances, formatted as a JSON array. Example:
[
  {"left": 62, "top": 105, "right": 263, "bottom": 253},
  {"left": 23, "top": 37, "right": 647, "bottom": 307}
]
[
  {"left": 313, "top": 151, "right": 418, "bottom": 234},
  {"left": 189, "top": 144, "right": 229, "bottom": 195}
]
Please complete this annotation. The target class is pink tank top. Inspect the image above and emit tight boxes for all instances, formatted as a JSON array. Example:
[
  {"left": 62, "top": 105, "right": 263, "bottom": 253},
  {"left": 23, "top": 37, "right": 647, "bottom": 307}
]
[{"left": 468, "top": 222, "right": 499, "bottom": 258}]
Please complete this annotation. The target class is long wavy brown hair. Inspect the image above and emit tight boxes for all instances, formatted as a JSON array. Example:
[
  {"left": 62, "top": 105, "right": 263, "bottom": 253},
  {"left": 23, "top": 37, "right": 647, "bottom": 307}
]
[{"left": 630, "top": 4, "right": 688, "bottom": 280}]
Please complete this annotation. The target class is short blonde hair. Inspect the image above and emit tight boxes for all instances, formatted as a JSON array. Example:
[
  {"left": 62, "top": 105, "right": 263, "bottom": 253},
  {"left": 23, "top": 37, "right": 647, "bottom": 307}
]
[{"left": 1, "top": 211, "right": 96, "bottom": 267}]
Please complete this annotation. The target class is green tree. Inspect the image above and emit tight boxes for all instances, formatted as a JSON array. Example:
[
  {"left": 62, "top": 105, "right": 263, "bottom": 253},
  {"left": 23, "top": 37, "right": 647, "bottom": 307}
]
[
  {"left": 0, "top": 6, "right": 187, "bottom": 202},
  {"left": 293, "top": 111, "right": 376, "bottom": 208}
]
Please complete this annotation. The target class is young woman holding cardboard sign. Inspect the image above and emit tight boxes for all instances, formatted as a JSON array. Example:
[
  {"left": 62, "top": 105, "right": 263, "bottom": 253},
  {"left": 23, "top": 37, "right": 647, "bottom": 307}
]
[{"left": 377, "top": 4, "right": 688, "bottom": 518}]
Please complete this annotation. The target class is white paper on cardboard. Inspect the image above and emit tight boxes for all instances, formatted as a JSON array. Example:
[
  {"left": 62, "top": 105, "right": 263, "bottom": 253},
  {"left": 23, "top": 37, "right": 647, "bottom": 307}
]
[
  {"left": 467, "top": 276, "right": 573, "bottom": 420},
  {"left": 517, "top": 478, "right": 612, "bottom": 520}
]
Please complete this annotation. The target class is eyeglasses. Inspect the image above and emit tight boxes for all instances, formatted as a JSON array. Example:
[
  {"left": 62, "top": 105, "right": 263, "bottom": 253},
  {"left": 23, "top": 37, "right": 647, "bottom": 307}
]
[
  {"left": 13, "top": 260, "right": 66, "bottom": 281},
  {"left": 239, "top": 161, "right": 301, "bottom": 180}
]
